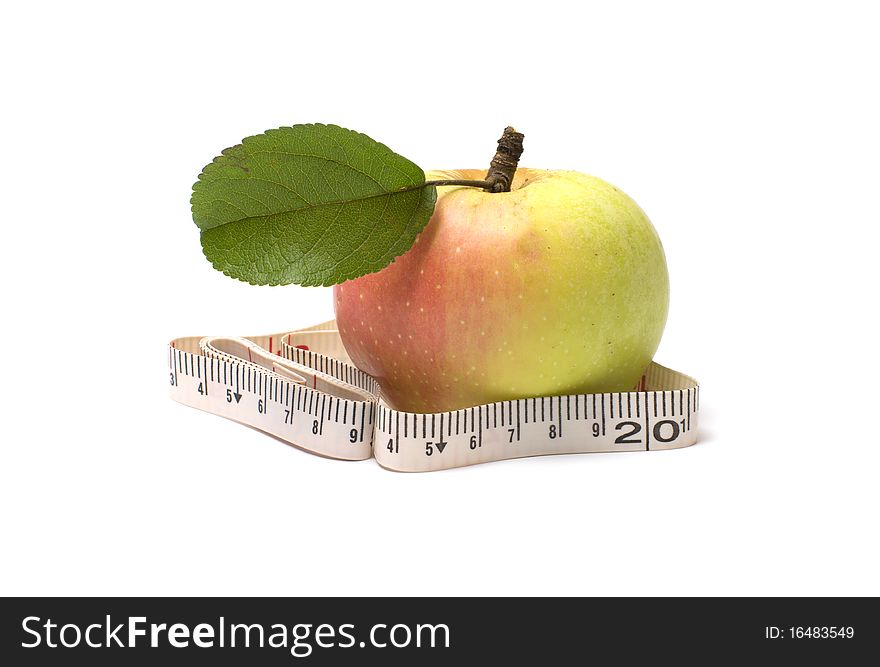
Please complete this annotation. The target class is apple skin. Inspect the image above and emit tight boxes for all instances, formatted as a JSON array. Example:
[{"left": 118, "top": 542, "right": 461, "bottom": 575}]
[{"left": 333, "top": 169, "right": 669, "bottom": 413}]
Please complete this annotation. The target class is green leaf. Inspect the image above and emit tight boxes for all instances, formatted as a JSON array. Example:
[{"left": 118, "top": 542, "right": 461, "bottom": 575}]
[{"left": 191, "top": 123, "right": 437, "bottom": 286}]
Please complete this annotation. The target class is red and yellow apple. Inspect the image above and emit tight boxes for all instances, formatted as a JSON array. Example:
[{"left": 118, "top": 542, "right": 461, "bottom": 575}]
[{"left": 333, "top": 169, "right": 669, "bottom": 413}]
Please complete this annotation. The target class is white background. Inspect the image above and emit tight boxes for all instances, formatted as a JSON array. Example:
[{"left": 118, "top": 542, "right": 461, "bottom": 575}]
[{"left": 2, "top": 1, "right": 878, "bottom": 596}]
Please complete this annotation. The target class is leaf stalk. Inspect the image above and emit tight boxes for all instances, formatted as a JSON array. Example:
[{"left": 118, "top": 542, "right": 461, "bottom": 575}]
[{"left": 423, "top": 127, "right": 525, "bottom": 193}]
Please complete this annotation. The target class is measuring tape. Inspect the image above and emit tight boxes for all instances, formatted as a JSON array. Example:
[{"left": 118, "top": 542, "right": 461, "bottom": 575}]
[{"left": 169, "top": 320, "right": 700, "bottom": 472}]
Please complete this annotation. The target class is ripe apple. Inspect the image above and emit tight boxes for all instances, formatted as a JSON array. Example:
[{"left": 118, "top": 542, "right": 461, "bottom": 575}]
[{"left": 333, "top": 169, "right": 669, "bottom": 413}]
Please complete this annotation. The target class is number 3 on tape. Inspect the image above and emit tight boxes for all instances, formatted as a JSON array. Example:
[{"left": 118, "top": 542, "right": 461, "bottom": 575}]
[{"left": 169, "top": 320, "right": 700, "bottom": 472}]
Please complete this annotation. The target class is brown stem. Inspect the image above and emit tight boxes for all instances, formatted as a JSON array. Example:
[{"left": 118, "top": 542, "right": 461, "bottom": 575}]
[
  {"left": 484, "top": 126, "right": 524, "bottom": 192},
  {"left": 422, "top": 127, "right": 525, "bottom": 193}
]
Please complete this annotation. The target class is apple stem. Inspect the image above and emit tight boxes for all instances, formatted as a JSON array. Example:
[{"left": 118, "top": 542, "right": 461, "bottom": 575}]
[
  {"left": 484, "top": 126, "right": 525, "bottom": 192},
  {"left": 423, "top": 127, "right": 525, "bottom": 193}
]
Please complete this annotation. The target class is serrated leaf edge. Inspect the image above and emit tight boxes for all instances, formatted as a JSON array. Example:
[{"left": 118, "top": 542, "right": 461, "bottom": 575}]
[
  {"left": 190, "top": 123, "right": 421, "bottom": 224},
  {"left": 199, "top": 183, "right": 438, "bottom": 287}
]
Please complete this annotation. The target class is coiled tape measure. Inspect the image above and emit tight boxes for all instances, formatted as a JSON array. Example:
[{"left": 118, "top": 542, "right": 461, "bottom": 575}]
[{"left": 169, "top": 320, "right": 699, "bottom": 472}]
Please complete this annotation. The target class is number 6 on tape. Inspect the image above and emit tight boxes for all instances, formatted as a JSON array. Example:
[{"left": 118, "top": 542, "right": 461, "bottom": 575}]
[{"left": 169, "top": 320, "right": 700, "bottom": 472}]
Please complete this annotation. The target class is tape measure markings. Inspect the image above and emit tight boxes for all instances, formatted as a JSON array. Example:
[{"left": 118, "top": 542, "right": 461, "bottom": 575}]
[{"left": 169, "top": 321, "right": 699, "bottom": 471}]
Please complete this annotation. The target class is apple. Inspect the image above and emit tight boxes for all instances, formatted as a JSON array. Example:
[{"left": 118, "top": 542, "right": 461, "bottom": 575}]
[{"left": 333, "top": 169, "right": 669, "bottom": 413}]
